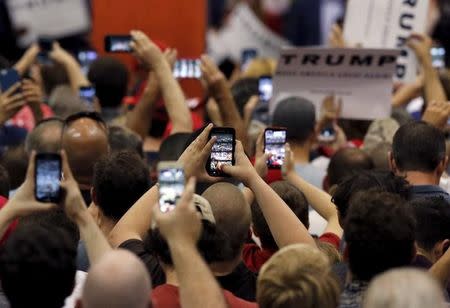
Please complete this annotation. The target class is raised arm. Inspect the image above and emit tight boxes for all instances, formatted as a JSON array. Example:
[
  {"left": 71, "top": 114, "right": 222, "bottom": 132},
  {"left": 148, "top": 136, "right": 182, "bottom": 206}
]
[
  {"left": 223, "top": 141, "right": 316, "bottom": 248},
  {"left": 284, "top": 144, "right": 343, "bottom": 238},
  {"left": 13, "top": 44, "right": 39, "bottom": 76},
  {"left": 130, "top": 31, "right": 192, "bottom": 134},
  {"left": 0, "top": 83, "right": 27, "bottom": 126},
  {"left": 153, "top": 177, "right": 227, "bottom": 308},
  {"left": 50, "top": 42, "right": 90, "bottom": 92},
  {"left": 408, "top": 33, "right": 447, "bottom": 104}
]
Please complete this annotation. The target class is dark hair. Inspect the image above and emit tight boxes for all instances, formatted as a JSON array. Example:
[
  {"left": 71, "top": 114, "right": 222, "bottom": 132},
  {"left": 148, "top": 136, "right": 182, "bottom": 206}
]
[
  {"left": 144, "top": 220, "right": 233, "bottom": 266},
  {"left": 0, "top": 225, "right": 77, "bottom": 308},
  {"left": 93, "top": 151, "right": 150, "bottom": 221},
  {"left": 108, "top": 126, "right": 144, "bottom": 158},
  {"left": 392, "top": 121, "right": 446, "bottom": 173},
  {"left": 345, "top": 191, "right": 416, "bottom": 281},
  {"left": 410, "top": 197, "right": 450, "bottom": 252},
  {"left": 231, "top": 78, "right": 259, "bottom": 117},
  {"left": 0, "top": 164, "right": 10, "bottom": 198},
  {"left": 332, "top": 170, "right": 410, "bottom": 220},
  {"left": 0, "top": 145, "right": 28, "bottom": 190},
  {"left": 327, "top": 148, "right": 374, "bottom": 187},
  {"left": 252, "top": 181, "right": 309, "bottom": 251},
  {"left": 88, "top": 57, "right": 129, "bottom": 108},
  {"left": 159, "top": 133, "right": 192, "bottom": 161},
  {"left": 25, "top": 118, "right": 64, "bottom": 154},
  {"left": 272, "top": 97, "right": 316, "bottom": 144},
  {"left": 40, "top": 63, "right": 70, "bottom": 96}
]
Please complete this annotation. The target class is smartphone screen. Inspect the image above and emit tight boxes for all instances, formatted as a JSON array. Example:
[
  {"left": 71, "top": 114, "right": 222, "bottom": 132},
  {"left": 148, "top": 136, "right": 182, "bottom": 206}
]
[
  {"left": 259, "top": 76, "right": 273, "bottom": 103},
  {"left": 104, "top": 35, "right": 132, "bottom": 53},
  {"left": 264, "top": 129, "right": 287, "bottom": 169},
  {"left": 79, "top": 86, "right": 96, "bottom": 108},
  {"left": 318, "top": 126, "right": 337, "bottom": 143},
  {"left": 431, "top": 47, "right": 446, "bottom": 69},
  {"left": 207, "top": 128, "right": 235, "bottom": 177},
  {"left": 241, "top": 48, "right": 258, "bottom": 70},
  {"left": 37, "top": 37, "right": 53, "bottom": 65},
  {"left": 0, "top": 69, "right": 21, "bottom": 92},
  {"left": 78, "top": 50, "right": 98, "bottom": 75},
  {"left": 158, "top": 166, "right": 185, "bottom": 213},
  {"left": 173, "top": 59, "right": 201, "bottom": 79},
  {"left": 35, "top": 153, "right": 61, "bottom": 203}
]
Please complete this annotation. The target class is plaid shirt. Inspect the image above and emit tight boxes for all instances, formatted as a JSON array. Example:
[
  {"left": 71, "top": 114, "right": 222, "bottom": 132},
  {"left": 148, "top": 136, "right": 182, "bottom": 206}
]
[{"left": 339, "top": 280, "right": 369, "bottom": 308}]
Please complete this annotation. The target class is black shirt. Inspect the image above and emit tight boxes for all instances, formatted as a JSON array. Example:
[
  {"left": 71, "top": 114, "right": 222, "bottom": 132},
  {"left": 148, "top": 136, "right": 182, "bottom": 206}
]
[{"left": 119, "top": 239, "right": 257, "bottom": 301}]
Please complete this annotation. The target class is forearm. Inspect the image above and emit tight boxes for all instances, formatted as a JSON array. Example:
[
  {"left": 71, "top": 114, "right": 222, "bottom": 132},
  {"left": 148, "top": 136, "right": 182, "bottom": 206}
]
[
  {"left": 153, "top": 61, "right": 192, "bottom": 133},
  {"left": 248, "top": 176, "right": 316, "bottom": 248},
  {"left": 423, "top": 59, "right": 447, "bottom": 103},
  {"left": 76, "top": 209, "right": 112, "bottom": 265},
  {"left": 392, "top": 83, "right": 422, "bottom": 107},
  {"left": 109, "top": 185, "right": 158, "bottom": 247},
  {"left": 126, "top": 74, "right": 159, "bottom": 139},
  {"left": 169, "top": 242, "right": 227, "bottom": 308},
  {"left": 14, "top": 59, "right": 33, "bottom": 76},
  {"left": 62, "top": 58, "right": 91, "bottom": 92},
  {"left": 242, "top": 187, "right": 254, "bottom": 206}
]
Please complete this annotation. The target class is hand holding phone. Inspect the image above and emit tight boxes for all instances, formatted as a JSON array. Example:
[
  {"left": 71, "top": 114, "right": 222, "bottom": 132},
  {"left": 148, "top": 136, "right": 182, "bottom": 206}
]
[
  {"left": 206, "top": 127, "right": 236, "bottom": 177},
  {"left": 104, "top": 35, "right": 133, "bottom": 53},
  {"left": 264, "top": 128, "right": 287, "bottom": 169},
  {"left": 0, "top": 69, "right": 21, "bottom": 92},
  {"left": 158, "top": 162, "right": 185, "bottom": 213},
  {"left": 35, "top": 153, "right": 62, "bottom": 203}
]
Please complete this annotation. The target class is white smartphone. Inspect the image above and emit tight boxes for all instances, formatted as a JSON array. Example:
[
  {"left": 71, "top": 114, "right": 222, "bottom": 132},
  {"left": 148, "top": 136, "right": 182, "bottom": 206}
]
[{"left": 157, "top": 162, "right": 185, "bottom": 213}]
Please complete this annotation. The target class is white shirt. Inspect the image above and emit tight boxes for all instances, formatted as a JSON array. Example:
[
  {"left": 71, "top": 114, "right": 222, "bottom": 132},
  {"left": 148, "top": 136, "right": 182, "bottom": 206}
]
[{"left": 63, "top": 270, "right": 87, "bottom": 308}]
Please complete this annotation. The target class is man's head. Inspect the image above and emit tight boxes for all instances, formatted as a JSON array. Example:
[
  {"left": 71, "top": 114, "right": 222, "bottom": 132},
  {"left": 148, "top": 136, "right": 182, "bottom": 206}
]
[
  {"left": 391, "top": 121, "right": 447, "bottom": 181},
  {"left": 410, "top": 197, "right": 450, "bottom": 263},
  {"left": 332, "top": 170, "right": 410, "bottom": 223},
  {"left": 62, "top": 113, "right": 109, "bottom": 187},
  {"left": 257, "top": 244, "right": 340, "bottom": 308},
  {"left": 344, "top": 191, "right": 416, "bottom": 281},
  {"left": 25, "top": 118, "right": 64, "bottom": 155},
  {"left": 0, "top": 145, "right": 28, "bottom": 190},
  {"left": 252, "top": 181, "right": 309, "bottom": 251},
  {"left": 80, "top": 250, "right": 152, "bottom": 308},
  {"left": 272, "top": 97, "right": 316, "bottom": 145},
  {"left": 88, "top": 57, "right": 129, "bottom": 108},
  {"left": 202, "top": 183, "right": 251, "bottom": 268},
  {"left": 230, "top": 77, "right": 259, "bottom": 117},
  {"left": 92, "top": 151, "right": 150, "bottom": 226},
  {"left": 326, "top": 148, "right": 374, "bottom": 191},
  {"left": 0, "top": 225, "right": 77, "bottom": 308},
  {"left": 159, "top": 133, "right": 192, "bottom": 161},
  {"left": 48, "top": 85, "right": 89, "bottom": 119},
  {"left": 108, "top": 126, "right": 144, "bottom": 158}
]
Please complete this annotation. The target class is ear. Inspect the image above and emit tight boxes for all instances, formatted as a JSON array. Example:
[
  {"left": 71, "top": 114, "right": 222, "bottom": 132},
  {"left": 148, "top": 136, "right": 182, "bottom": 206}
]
[
  {"left": 388, "top": 151, "right": 397, "bottom": 173},
  {"left": 435, "top": 239, "right": 450, "bottom": 260},
  {"left": 436, "top": 156, "right": 449, "bottom": 178}
]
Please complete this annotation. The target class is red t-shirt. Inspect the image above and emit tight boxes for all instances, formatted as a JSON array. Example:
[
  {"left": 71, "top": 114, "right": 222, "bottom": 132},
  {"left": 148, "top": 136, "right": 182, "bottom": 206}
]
[
  {"left": 151, "top": 284, "right": 258, "bottom": 308},
  {"left": 242, "top": 232, "right": 341, "bottom": 273},
  {"left": 0, "top": 196, "right": 18, "bottom": 245},
  {"left": 10, "top": 104, "right": 54, "bottom": 132}
]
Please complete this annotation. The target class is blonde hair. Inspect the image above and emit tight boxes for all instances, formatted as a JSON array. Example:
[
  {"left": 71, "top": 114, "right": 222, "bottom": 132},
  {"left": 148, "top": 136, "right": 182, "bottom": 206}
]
[
  {"left": 242, "top": 58, "right": 277, "bottom": 78},
  {"left": 316, "top": 240, "right": 342, "bottom": 265},
  {"left": 257, "top": 244, "right": 341, "bottom": 308},
  {"left": 364, "top": 268, "right": 446, "bottom": 308}
]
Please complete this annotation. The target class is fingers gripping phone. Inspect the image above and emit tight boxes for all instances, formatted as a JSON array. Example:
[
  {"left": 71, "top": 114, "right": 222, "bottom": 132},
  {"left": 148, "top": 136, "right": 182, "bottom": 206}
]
[
  {"left": 104, "top": 35, "right": 132, "bottom": 53},
  {"left": 206, "top": 127, "right": 236, "bottom": 177},
  {"left": 264, "top": 128, "right": 287, "bottom": 169},
  {"left": 158, "top": 162, "right": 185, "bottom": 213},
  {"left": 0, "top": 69, "right": 21, "bottom": 92},
  {"left": 35, "top": 153, "right": 62, "bottom": 203}
]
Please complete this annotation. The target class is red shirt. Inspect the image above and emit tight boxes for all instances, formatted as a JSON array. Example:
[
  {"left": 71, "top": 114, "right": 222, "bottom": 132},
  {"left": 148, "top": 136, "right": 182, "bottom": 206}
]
[
  {"left": 10, "top": 104, "right": 54, "bottom": 132},
  {"left": 242, "top": 232, "right": 341, "bottom": 273},
  {"left": 0, "top": 196, "right": 18, "bottom": 245},
  {"left": 151, "top": 284, "right": 258, "bottom": 308}
]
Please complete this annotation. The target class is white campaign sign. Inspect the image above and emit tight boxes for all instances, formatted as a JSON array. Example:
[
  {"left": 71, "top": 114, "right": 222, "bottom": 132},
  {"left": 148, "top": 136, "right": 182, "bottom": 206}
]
[
  {"left": 207, "top": 2, "right": 291, "bottom": 63},
  {"left": 6, "top": 0, "right": 91, "bottom": 47},
  {"left": 343, "top": 0, "right": 429, "bottom": 82},
  {"left": 271, "top": 48, "right": 400, "bottom": 120}
]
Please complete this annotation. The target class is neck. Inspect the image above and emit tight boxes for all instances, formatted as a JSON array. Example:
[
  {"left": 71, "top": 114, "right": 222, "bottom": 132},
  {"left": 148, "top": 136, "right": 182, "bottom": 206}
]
[
  {"left": 404, "top": 171, "right": 440, "bottom": 186},
  {"left": 291, "top": 143, "right": 310, "bottom": 164},
  {"left": 416, "top": 247, "right": 435, "bottom": 264},
  {"left": 100, "top": 219, "right": 116, "bottom": 237}
]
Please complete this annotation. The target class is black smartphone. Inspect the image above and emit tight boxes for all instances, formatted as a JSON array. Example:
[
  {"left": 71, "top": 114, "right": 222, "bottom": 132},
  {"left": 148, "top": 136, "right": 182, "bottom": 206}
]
[
  {"left": 259, "top": 76, "right": 273, "bottom": 103},
  {"left": 79, "top": 86, "right": 96, "bottom": 107},
  {"left": 104, "top": 35, "right": 132, "bottom": 53},
  {"left": 35, "top": 153, "right": 62, "bottom": 203},
  {"left": 173, "top": 59, "right": 201, "bottom": 79},
  {"left": 158, "top": 162, "right": 185, "bottom": 213},
  {"left": 207, "top": 127, "right": 236, "bottom": 177},
  {"left": 431, "top": 46, "right": 446, "bottom": 69},
  {"left": 241, "top": 48, "right": 258, "bottom": 70},
  {"left": 0, "top": 69, "right": 21, "bottom": 92},
  {"left": 37, "top": 37, "right": 53, "bottom": 64},
  {"left": 264, "top": 128, "right": 287, "bottom": 169}
]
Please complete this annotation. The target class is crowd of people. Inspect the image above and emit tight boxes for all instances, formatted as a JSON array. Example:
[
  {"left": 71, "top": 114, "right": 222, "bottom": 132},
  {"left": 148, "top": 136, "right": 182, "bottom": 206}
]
[{"left": 1, "top": 1, "right": 450, "bottom": 308}]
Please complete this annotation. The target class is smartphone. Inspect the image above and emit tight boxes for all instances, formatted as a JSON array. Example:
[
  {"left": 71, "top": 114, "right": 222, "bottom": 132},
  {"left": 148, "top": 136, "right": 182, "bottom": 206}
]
[
  {"left": 173, "top": 59, "right": 201, "bottom": 79},
  {"left": 241, "top": 48, "right": 258, "bottom": 70},
  {"left": 37, "top": 37, "right": 53, "bottom": 64},
  {"left": 35, "top": 153, "right": 62, "bottom": 203},
  {"left": 264, "top": 128, "right": 287, "bottom": 169},
  {"left": 259, "top": 76, "right": 273, "bottom": 103},
  {"left": 158, "top": 162, "right": 185, "bottom": 213},
  {"left": 318, "top": 126, "right": 337, "bottom": 143},
  {"left": 78, "top": 50, "right": 98, "bottom": 75},
  {"left": 431, "top": 46, "right": 446, "bottom": 69},
  {"left": 79, "top": 86, "right": 96, "bottom": 107},
  {"left": 104, "top": 35, "right": 133, "bottom": 53},
  {"left": 207, "top": 127, "right": 236, "bottom": 177},
  {"left": 0, "top": 69, "right": 21, "bottom": 92}
]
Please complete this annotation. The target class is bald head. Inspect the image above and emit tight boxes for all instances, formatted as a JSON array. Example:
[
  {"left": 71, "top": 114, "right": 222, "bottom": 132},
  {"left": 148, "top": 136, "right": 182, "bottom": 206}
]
[
  {"left": 62, "top": 118, "right": 109, "bottom": 186},
  {"left": 202, "top": 183, "right": 250, "bottom": 259},
  {"left": 25, "top": 119, "right": 64, "bottom": 155},
  {"left": 81, "top": 250, "right": 152, "bottom": 308}
]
